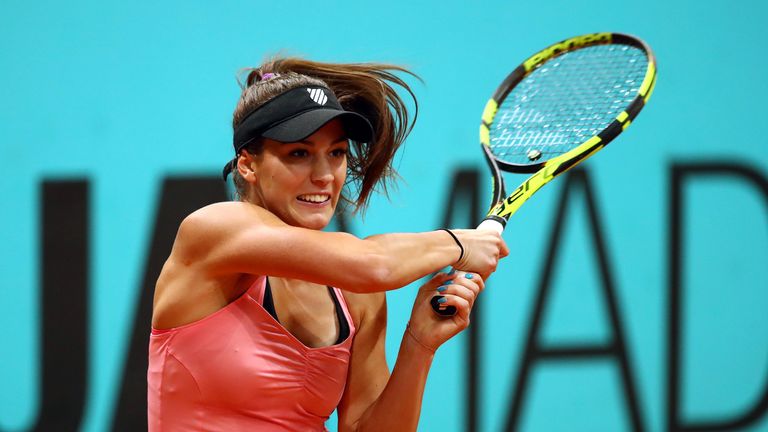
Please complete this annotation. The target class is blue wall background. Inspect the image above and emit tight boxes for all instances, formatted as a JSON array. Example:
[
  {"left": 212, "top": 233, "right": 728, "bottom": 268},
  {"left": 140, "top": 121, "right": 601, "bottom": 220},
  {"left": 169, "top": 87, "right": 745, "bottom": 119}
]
[{"left": 2, "top": 0, "right": 767, "bottom": 430}]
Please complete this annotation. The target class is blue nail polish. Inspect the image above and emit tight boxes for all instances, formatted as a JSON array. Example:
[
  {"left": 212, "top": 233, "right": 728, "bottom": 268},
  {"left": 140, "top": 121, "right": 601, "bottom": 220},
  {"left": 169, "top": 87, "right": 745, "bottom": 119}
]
[
  {"left": 437, "top": 297, "right": 448, "bottom": 304},
  {"left": 437, "top": 286, "right": 447, "bottom": 293},
  {"left": 448, "top": 268, "right": 456, "bottom": 275},
  {"left": 465, "top": 273, "right": 474, "bottom": 279}
]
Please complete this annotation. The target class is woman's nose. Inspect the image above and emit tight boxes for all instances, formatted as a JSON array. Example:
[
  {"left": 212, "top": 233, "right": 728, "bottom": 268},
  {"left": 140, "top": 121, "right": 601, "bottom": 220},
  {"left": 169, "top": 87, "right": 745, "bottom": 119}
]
[{"left": 311, "top": 157, "right": 334, "bottom": 184}]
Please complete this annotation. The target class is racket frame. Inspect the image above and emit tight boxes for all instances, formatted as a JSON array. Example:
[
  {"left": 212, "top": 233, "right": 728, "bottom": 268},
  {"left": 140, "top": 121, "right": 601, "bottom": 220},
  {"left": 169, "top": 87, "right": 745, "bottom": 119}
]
[
  {"left": 433, "top": 32, "right": 657, "bottom": 316},
  {"left": 480, "top": 32, "right": 657, "bottom": 226}
]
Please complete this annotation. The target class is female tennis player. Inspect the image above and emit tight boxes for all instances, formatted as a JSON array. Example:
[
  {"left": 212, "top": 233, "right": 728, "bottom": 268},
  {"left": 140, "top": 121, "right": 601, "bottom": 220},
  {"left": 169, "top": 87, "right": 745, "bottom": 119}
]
[{"left": 147, "top": 57, "right": 508, "bottom": 431}]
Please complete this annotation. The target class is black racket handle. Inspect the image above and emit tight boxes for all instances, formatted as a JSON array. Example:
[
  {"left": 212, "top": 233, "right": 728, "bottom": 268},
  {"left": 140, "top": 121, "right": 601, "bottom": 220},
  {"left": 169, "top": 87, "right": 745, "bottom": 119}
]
[
  {"left": 431, "top": 295, "right": 457, "bottom": 316},
  {"left": 430, "top": 217, "right": 505, "bottom": 316}
]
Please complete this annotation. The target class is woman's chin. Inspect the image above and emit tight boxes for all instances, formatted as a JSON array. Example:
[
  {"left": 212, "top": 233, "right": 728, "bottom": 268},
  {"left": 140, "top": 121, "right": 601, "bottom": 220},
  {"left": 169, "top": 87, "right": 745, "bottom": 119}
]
[
  {"left": 288, "top": 210, "right": 334, "bottom": 230},
  {"left": 300, "top": 218, "right": 330, "bottom": 230}
]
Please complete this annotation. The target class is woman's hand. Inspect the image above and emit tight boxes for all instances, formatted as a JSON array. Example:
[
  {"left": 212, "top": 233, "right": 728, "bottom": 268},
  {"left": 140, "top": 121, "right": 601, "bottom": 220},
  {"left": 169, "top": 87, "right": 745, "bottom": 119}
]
[
  {"left": 449, "top": 229, "right": 509, "bottom": 280},
  {"left": 405, "top": 271, "right": 485, "bottom": 352}
]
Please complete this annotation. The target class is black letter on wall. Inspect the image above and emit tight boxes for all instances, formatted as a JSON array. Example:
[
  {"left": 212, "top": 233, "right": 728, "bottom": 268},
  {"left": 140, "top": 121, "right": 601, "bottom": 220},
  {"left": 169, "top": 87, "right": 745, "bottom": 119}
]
[
  {"left": 668, "top": 162, "right": 768, "bottom": 431},
  {"left": 504, "top": 169, "right": 645, "bottom": 432},
  {"left": 439, "top": 168, "right": 482, "bottom": 432},
  {"left": 112, "top": 176, "right": 228, "bottom": 431},
  {"left": 29, "top": 180, "right": 90, "bottom": 431}
]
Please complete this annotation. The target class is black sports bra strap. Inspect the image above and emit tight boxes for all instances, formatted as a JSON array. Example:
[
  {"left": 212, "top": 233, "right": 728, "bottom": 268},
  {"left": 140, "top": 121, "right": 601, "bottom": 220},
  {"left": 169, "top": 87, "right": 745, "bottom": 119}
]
[
  {"left": 329, "top": 288, "right": 350, "bottom": 345},
  {"left": 263, "top": 277, "right": 278, "bottom": 320}
]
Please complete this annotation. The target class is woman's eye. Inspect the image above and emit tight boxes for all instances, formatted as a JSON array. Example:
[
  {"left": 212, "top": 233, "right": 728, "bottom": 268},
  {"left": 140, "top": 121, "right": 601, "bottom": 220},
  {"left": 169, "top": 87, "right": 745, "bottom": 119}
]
[
  {"left": 331, "top": 148, "right": 348, "bottom": 157},
  {"left": 289, "top": 149, "right": 309, "bottom": 157}
]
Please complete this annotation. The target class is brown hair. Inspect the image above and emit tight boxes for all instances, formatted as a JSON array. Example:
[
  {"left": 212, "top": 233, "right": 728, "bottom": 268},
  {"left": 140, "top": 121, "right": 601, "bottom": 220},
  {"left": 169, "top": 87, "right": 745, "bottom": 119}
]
[{"left": 230, "top": 56, "right": 419, "bottom": 214}]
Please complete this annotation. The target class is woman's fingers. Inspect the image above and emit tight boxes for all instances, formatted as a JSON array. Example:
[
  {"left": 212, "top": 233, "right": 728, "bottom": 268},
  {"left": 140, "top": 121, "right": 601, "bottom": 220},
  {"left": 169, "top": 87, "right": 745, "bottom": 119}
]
[
  {"left": 412, "top": 271, "right": 488, "bottom": 349},
  {"left": 499, "top": 237, "right": 510, "bottom": 258},
  {"left": 426, "top": 271, "right": 483, "bottom": 295},
  {"left": 431, "top": 271, "right": 484, "bottom": 313},
  {"left": 453, "top": 271, "right": 483, "bottom": 292},
  {"left": 451, "top": 229, "right": 506, "bottom": 276},
  {"left": 435, "top": 282, "right": 476, "bottom": 307},
  {"left": 434, "top": 293, "right": 472, "bottom": 322},
  {"left": 422, "top": 271, "right": 453, "bottom": 290}
]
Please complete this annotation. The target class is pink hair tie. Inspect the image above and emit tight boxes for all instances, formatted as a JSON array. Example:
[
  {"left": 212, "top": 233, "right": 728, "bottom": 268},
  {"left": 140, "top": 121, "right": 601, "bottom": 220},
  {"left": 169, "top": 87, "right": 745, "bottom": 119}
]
[{"left": 261, "top": 73, "right": 275, "bottom": 80}]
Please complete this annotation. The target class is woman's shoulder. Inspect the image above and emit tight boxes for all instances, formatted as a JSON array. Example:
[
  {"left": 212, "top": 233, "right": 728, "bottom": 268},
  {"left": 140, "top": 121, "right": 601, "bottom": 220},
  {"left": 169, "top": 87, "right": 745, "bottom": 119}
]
[
  {"left": 180, "top": 201, "right": 280, "bottom": 234},
  {"left": 169, "top": 202, "right": 281, "bottom": 263},
  {"left": 185, "top": 201, "right": 275, "bottom": 222}
]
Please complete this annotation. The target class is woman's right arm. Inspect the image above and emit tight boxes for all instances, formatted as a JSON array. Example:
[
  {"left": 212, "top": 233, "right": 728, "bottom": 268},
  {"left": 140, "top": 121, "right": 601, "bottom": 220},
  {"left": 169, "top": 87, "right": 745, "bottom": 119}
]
[{"left": 175, "top": 201, "right": 506, "bottom": 293}]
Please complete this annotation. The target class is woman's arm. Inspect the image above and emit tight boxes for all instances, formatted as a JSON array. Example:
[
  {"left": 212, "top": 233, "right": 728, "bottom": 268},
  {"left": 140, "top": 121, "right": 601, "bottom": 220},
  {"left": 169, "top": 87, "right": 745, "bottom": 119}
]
[
  {"left": 176, "top": 201, "right": 505, "bottom": 293},
  {"left": 337, "top": 271, "right": 483, "bottom": 431}
]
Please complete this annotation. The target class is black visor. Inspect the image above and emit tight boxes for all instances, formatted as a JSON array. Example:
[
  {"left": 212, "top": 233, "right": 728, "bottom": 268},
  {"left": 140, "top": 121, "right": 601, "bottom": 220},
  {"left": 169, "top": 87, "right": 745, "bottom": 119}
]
[{"left": 223, "top": 85, "right": 374, "bottom": 179}]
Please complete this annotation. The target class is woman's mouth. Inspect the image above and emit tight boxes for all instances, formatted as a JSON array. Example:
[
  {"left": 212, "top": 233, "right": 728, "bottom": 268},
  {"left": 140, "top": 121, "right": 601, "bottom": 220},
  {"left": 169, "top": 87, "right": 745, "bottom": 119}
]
[{"left": 296, "top": 194, "right": 331, "bottom": 204}]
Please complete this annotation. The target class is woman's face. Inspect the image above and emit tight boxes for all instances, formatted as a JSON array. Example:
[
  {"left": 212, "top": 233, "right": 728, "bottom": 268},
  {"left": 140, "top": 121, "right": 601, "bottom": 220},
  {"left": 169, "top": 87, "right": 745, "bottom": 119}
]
[{"left": 241, "top": 119, "right": 349, "bottom": 230}]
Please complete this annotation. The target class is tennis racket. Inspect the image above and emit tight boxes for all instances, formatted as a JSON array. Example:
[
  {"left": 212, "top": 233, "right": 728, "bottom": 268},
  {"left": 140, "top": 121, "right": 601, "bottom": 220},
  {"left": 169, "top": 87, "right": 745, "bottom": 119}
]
[{"left": 432, "top": 32, "right": 657, "bottom": 316}]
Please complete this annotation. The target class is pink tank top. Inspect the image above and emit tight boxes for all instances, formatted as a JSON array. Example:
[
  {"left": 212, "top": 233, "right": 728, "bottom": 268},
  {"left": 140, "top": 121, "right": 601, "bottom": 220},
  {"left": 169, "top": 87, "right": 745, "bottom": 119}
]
[{"left": 147, "top": 276, "right": 356, "bottom": 431}]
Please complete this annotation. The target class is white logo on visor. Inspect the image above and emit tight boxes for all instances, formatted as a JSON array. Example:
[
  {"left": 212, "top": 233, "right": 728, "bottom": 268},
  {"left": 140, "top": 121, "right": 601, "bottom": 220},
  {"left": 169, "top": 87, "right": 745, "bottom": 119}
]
[{"left": 307, "top": 88, "right": 328, "bottom": 105}]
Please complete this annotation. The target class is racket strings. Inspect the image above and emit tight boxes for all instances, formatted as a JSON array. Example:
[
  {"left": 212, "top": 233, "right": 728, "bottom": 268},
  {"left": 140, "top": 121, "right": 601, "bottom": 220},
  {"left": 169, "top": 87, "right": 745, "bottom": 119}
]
[{"left": 489, "top": 44, "right": 648, "bottom": 165}]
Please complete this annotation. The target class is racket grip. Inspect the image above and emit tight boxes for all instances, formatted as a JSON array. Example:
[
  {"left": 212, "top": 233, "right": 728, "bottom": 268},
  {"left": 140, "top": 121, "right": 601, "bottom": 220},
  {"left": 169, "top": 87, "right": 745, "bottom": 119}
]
[
  {"left": 430, "top": 216, "right": 507, "bottom": 316},
  {"left": 477, "top": 216, "right": 505, "bottom": 233}
]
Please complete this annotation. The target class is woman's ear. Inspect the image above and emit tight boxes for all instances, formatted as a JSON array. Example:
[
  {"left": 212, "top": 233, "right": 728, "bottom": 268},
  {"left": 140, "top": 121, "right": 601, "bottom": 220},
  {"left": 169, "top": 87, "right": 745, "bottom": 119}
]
[{"left": 236, "top": 152, "right": 257, "bottom": 183}]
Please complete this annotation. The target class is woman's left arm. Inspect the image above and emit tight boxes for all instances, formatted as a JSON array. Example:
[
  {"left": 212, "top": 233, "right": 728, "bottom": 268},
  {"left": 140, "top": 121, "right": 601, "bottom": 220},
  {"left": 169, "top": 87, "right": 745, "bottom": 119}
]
[{"left": 337, "top": 271, "right": 484, "bottom": 432}]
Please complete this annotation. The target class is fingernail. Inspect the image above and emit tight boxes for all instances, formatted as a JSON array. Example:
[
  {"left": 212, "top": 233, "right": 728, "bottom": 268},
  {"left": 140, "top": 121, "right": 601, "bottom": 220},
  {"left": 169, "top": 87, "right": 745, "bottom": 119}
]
[
  {"left": 448, "top": 268, "right": 456, "bottom": 275},
  {"left": 437, "top": 297, "right": 448, "bottom": 304},
  {"left": 437, "top": 286, "right": 447, "bottom": 293},
  {"left": 465, "top": 273, "right": 474, "bottom": 279}
]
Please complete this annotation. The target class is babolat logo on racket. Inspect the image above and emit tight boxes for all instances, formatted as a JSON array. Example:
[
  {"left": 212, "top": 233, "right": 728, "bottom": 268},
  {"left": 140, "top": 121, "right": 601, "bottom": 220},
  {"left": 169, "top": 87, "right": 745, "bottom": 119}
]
[
  {"left": 523, "top": 32, "right": 612, "bottom": 72},
  {"left": 307, "top": 88, "right": 328, "bottom": 105},
  {"left": 489, "top": 163, "right": 561, "bottom": 219},
  {"left": 490, "top": 183, "right": 528, "bottom": 219}
]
